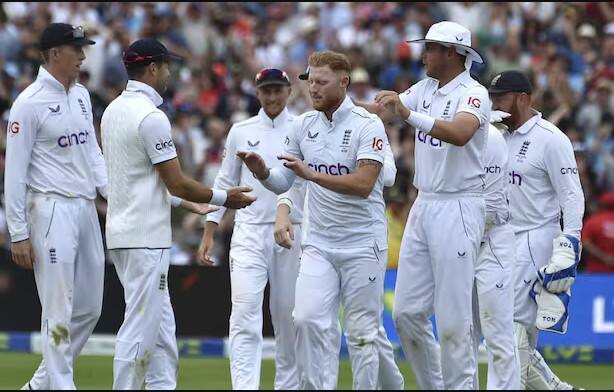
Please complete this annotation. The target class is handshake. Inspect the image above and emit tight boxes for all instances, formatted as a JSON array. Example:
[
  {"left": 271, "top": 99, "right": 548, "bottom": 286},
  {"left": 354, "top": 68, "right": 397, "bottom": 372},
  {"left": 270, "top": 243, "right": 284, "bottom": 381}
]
[{"left": 532, "top": 235, "right": 582, "bottom": 334}]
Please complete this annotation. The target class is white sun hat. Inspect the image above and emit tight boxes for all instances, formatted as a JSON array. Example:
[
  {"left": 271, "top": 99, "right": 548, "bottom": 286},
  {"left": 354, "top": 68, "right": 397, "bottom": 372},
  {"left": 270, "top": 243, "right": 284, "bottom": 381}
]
[{"left": 407, "top": 21, "right": 484, "bottom": 69}]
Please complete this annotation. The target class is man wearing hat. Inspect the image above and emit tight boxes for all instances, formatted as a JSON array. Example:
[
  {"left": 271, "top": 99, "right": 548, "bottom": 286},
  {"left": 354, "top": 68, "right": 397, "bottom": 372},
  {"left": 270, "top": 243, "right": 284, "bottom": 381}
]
[
  {"left": 489, "top": 70, "right": 584, "bottom": 390},
  {"left": 5, "top": 23, "right": 107, "bottom": 390},
  {"left": 198, "top": 68, "right": 304, "bottom": 389},
  {"left": 101, "top": 38, "right": 254, "bottom": 390},
  {"left": 358, "top": 21, "right": 491, "bottom": 389}
]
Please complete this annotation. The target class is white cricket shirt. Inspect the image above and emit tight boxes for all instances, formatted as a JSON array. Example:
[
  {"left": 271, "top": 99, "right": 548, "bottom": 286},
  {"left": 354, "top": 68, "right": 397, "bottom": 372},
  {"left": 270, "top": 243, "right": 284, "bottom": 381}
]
[
  {"left": 5, "top": 66, "right": 107, "bottom": 242},
  {"left": 504, "top": 111, "right": 584, "bottom": 237},
  {"left": 101, "top": 80, "right": 178, "bottom": 249},
  {"left": 399, "top": 70, "right": 490, "bottom": 194},
  {"left": 206, "top": 108, "right": 304, "bottom": 225},
  {"left": 264, "top": 96, "right": 389, "bottom": 250}
]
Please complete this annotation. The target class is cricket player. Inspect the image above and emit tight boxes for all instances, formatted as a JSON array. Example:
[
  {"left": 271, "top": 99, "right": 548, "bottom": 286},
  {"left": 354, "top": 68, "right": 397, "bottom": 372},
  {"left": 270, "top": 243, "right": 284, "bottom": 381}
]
[
  {"left": 274, "top": 139, "right": 404, "bottom": 390},
  {"left": 489, "top": 70, "right": 584, "bottom": 390},
  {"left": 6, "top": 23, "right": 105, "bottom": 390},
  {"left": 101, "top": 38, "right": 254, "bottom": 390},
  {"left": 238, "top": 50, "right": 390, "bottom": 390},
  {"left": 367, "top": 21, "right": 491, "bottom": 389},
  {"left": 470, "top": 122, "right": 520, "bottom": 389},
  {"left": 197, "top": 68, "right": 303, "bottom": 390}
]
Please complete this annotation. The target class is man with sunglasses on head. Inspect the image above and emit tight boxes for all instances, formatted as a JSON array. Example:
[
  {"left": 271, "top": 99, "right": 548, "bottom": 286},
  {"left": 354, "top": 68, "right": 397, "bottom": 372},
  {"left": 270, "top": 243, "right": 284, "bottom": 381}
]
[
  {"left": 101, "top": 38, "right": 254, "bottom": 390},
  {"left": 197, "top": 68, "right": 303, "bottom": 390},
  {"left": 489, "top": 71, "right": 584, "bottom": 390},
  {"left": 5, "top": 23, "right": 106, "bottom": 390}
]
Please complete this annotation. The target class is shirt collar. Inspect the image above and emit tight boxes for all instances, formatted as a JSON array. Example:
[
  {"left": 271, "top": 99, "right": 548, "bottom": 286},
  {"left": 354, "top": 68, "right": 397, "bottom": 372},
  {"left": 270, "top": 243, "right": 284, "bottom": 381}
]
[
  {"left": 37, "top": 66, "right": 74, "bottom": 92},
  {"left": 125, "top": 80, "right": 163, "bottom": 107},
  {"left": 257, "top": 107, "right": 289, "bottom": 128},
  {"left": 321, "top": 95, "right": 354, "bottom": 127},
  {"left": 514, "top": 111, "right": 542, "bottom": 135},
  {"left": 437, "top": 70, "right": 472, "bottom": 96}
]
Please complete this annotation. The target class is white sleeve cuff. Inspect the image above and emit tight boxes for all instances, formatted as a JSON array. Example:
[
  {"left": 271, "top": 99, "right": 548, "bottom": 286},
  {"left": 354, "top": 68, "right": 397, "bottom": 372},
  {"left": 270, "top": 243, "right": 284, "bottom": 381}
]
[{"left": 170, "top": 196, "right": 182, "bottom": 207}]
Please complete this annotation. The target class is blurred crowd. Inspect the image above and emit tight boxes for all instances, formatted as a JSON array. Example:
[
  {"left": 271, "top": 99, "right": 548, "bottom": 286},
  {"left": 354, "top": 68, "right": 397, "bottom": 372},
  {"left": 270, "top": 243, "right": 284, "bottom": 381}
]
[{"left": 0, "top": 2, "right": 612, "bottom": 271}]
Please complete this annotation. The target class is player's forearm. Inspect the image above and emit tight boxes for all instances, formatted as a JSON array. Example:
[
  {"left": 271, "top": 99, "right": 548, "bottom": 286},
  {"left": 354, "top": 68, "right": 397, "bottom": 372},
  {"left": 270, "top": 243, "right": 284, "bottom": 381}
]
[
  {"left": 168, "top": 174, "right": 214, "bottom": 204},
  {"left": 429, "top": 119, "right": 476, "bottom": 146},
  {"left": 310, "top": 172, "right": 376, "bottom": 198},
  {"left": 275, "top": 203, "right": 291, "bottom": 223},
  {"left": 203, "top": 221, "right": 219, "bottom": 237}
]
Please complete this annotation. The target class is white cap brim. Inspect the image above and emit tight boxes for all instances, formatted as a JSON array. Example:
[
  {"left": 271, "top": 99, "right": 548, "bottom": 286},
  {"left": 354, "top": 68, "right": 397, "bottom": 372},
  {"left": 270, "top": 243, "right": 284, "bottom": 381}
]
[{"left": 407, "top": 38, "right": 484, "bottom": 64}]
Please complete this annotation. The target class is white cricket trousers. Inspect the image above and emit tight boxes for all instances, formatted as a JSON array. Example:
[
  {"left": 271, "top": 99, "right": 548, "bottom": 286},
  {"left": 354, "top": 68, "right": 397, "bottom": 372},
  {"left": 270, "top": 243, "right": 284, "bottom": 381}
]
[
  {"left": 514, "top": 223, "right": 561, "bottom": 346},
  {"left": 26, "top": 191, "right": 104, "bottom": 390},
  {"left": 228, "top": 223, "right": 301, "bottom": 390},
  {"left": 323, "top": 251, "right": 404, "bottom": 390},
  {"left": 110, "top": 248, "right": 178, "bottom": 390},
  {"left": 293, "top": 244, "right": 385, "bottom": 390},
  {"left": 514, "top": 222, "right": 571, "bottom": 389},
  {"left": 393, "top": 193, "right": 485, "bottom": 390},
  {"left": 471, "top": 222, "right": 520, "bottom": 390}
]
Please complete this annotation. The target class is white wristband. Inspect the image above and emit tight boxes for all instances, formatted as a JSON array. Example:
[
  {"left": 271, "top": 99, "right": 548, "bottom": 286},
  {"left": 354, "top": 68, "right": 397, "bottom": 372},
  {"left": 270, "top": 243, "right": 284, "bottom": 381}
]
[
  {"left": 406, "top": 111, "right": 435, "bottom": 134},
  {"left": 277, "top": 197, "right": 293, "bottom": 212},
  {"left": 210, "top": 189, "right": 227, "bottom": 206}
]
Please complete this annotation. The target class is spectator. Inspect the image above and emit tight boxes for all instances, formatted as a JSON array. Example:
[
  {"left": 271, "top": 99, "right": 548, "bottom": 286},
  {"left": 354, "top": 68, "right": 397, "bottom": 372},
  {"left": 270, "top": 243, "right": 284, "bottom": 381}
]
[{"left": 582, "top": 192, "right": 614, "bottom": 273}]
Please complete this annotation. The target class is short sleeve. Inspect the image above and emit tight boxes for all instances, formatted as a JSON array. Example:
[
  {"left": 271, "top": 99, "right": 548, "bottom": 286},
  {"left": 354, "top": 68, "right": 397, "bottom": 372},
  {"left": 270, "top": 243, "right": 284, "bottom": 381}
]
[
  {"left": 139, "top": 111, "right": 178, "bottom": 164},
  {"left": 357, "top": 118, "right": 387, "bottom": 164},
  {"left": 457, "top": 85, "right": 491, "bottom": 126},
  {"left": 398, "top": 81, "right": 421, "bottom": 112}
]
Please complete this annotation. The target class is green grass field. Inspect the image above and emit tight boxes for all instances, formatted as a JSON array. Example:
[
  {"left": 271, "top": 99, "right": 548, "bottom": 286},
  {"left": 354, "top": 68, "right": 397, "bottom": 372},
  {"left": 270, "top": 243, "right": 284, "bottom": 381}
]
[{"left": 1, "top": 353, "right": 613, "bottom": 390}]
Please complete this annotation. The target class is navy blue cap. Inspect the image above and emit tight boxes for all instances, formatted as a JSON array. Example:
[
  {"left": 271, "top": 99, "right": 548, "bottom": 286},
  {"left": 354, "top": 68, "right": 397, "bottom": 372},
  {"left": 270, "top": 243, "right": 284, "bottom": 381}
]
[
  {"left": 39, "top": 23, "right": 95, "bottom": 51},
  {"left": 488, "top": 70, "right": 533, "bottom": 95},
  {"left": 122, "top": 38, "right": 182, "bottom": 68},
  {"left": 255, "top": 68, "right": 290, "bottom": 87}
]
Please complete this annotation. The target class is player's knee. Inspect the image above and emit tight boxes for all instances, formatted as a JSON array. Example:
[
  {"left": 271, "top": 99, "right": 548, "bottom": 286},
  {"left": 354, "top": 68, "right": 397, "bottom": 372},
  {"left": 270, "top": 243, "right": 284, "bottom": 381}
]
[
  {"left": 437, "top": 322, "right": 471, "bottom": 348},
  {"left": 292, "top": 307, "right": 325, "bottom": 333},
  {"left": 392, "top": 306, "right": 429, "bottom": 332}
]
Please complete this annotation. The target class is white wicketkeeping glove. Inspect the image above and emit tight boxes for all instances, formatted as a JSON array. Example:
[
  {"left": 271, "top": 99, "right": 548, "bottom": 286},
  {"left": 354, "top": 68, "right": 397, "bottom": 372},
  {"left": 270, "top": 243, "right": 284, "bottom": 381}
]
[
  {"left": 490, "top": 110, "right": 511, "bottom": 123},
  {"left": 537, "top": 234, "right": 582, "bottom": 293},
  {"left": 530, "top": 281, "right": 570, "bottom": 334}
]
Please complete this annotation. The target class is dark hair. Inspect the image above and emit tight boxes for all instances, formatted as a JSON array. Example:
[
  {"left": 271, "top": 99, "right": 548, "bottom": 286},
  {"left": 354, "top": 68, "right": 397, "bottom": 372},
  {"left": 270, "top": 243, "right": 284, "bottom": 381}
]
[{"left": 126, "top": 60, "right": 164, "bottom": 79}]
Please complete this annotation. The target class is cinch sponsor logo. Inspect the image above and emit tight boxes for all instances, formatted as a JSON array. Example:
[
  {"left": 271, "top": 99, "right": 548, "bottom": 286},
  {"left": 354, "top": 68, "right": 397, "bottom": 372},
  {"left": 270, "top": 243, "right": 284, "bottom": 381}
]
[
  {"left": 485, "top": 165, "right": 502, "bottom": 174},
  {"left": 58, "top": 130, "right": 89, "bottom": 148},
  {"left": 307, "top": 162, "right": 350, "bottom": 175},
  {"left": 560, "top": 167, "right": 578, "bottom": 175},
  {"left": 508, "top": 170, "right": 522, "bottom": 186},
  {"left": 156, "top": 140, "right": 174, "bottom": 150},
  {"left": 417, "top": 130, "right": 443, "bottom": 147}
]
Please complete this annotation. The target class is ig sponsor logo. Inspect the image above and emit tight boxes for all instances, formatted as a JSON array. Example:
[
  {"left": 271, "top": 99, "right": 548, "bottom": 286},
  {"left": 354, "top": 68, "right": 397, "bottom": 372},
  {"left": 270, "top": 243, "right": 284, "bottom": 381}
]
[{"left": 8, "top": 121, "right": 20, "bottom": 135}]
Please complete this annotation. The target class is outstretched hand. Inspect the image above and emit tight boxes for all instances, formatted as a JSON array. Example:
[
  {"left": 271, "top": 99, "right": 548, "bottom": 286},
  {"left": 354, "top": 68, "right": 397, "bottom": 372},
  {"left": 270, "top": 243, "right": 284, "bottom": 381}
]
[
  {"left": 278, "top": 155, "right": 315, "bottom": 181},
  {"left": 237, "top": 151, "right": 269, "bottom": 179}
]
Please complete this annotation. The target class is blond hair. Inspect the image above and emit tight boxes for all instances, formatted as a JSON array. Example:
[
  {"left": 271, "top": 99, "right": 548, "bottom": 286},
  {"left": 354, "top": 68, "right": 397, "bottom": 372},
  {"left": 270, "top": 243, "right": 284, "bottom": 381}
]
[{"left": 307, "top": 50, "right": 351, "bottom": 75}]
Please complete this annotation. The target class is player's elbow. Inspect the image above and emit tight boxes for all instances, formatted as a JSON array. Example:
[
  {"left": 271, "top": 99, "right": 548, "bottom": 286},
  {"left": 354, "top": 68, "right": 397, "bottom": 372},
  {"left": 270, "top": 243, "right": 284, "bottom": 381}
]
[{"left": 357, "top": 183, "right": 375, "bottom": 198}]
